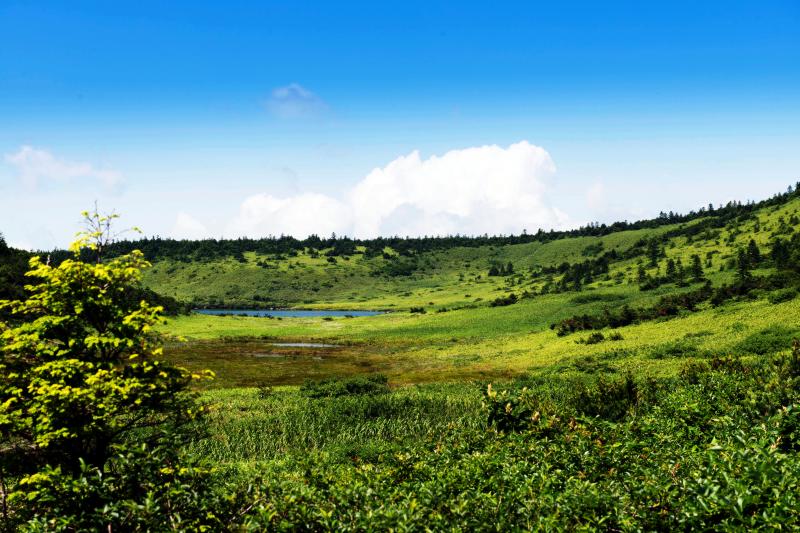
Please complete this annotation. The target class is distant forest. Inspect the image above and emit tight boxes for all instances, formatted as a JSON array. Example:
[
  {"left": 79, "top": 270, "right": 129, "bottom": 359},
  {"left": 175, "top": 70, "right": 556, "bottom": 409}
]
[
  {"left": 3, "top": 182, "right": 799, "bottom": 268},
  {"left": 55, "top": 182, "right": 800, "bottom": 263}
]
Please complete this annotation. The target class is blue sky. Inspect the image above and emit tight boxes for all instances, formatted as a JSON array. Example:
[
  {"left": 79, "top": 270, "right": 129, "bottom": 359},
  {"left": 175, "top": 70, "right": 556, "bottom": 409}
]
[{"left": 1, "top": 1, "right": 799, "bottom": 249}]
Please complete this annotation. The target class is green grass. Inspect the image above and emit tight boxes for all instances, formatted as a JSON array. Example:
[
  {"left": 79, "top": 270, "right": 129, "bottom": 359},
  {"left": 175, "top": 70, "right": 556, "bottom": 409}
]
[
  {"left": 162, "top": 290, "right": 800, "bottom": 387},
  {"left": 146, "top": 193, "right": 800, "bottom": 528},
  {"left": 193, "top": 383, "right": 483, "bottom": 466}
]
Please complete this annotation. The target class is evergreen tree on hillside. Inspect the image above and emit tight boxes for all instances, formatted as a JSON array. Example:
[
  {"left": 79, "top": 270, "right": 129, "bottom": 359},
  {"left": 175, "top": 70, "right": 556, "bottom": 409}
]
[
  {"left": 646, "top": 240, "right": 662, "bottom": 267},
  {"left": 666, "top": 258, "right": 677, "bottom": 280},
  {"left": 636, "top": 264, "right": 647, "bottom": 283},
  {"left": 736, "top": 248, "right": 753, "bottom": 286},
  {"left": 690, "top": 254, "right": 704, "bottom": 281},
  {"left": 771, "top": 238, "right": 790, "bottom": 267},
  {"left": 675, "top": 258, "right": 686, "bottom": 285},
  {"left": 747, "top": 239, "right": 761, "bottom": 264}
]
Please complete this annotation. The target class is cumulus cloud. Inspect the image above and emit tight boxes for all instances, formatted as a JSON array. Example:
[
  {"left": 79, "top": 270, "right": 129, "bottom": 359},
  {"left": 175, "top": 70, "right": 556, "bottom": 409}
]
[
  {"left": 227, "top": 141, "right": 569, "bottom": 238},
  {"left": 4, "top": 145, "right": 123, "bottom": 191},
  {"left": 227, "top": 192, "right": 352, "bottom": 238},
  {"left": 350, "top": 141, "right": 565, "bottom": 236},
  {"left": 265, "top": 83, "right": 327, "bottom": 119},
  {"left": 172, "top": 212, "right": 209, "bottom": 240}
]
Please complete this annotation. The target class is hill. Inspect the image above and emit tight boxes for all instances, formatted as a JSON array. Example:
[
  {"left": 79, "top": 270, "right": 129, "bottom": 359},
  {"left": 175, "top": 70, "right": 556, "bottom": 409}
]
[
  {"left": 123, "top": 183, "right": 800, "bottom": 389},
  {"left": 134, "top": 184, "right": 800, "bottom": 312},
  {"left": 4, "top": 185, "right": 800, "bottom": 529}
]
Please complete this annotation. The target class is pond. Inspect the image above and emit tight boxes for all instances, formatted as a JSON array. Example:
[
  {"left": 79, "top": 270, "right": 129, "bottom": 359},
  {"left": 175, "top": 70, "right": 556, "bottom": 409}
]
[{"left": 194, "top": 309, "right": 385, "bottom": 318}]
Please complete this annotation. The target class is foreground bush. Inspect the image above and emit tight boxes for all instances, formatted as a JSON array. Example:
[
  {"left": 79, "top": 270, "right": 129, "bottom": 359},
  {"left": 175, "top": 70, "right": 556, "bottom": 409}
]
[{"left": 0, "top": 212, "right": 227, "bottom": 531}]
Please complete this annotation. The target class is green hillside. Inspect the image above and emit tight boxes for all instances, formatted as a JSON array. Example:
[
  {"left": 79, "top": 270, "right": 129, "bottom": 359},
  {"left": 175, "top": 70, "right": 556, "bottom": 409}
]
[
  {"left": 141, "top": 187, "right": 800, "bottom": 389},
  {"left": 4, "top": 186, "right": 800, "bottom": 529},
  {"left": 149, "top": 187, "right": 800, "bottom": 529},
  {"left": 143, "top": 199, "right": 795, "bottom": 312}
]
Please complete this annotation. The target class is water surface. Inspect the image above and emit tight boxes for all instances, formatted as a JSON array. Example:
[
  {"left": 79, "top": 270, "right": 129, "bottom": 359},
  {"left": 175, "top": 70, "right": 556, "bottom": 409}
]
[{"left": 194, "top": 309, "right": 384, "bottom": 318}]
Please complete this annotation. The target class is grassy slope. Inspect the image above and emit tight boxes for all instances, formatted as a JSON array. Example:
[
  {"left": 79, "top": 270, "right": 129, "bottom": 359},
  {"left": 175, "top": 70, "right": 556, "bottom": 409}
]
[
  {"left": 154, "top": 196, "right": 800, "bottom": 388},
  {"left": 145, "top": 225, "right": 675, "bottom": 310}
]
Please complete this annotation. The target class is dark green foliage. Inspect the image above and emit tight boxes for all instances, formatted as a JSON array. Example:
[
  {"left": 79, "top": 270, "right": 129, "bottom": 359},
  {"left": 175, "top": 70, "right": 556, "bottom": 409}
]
[
  {"left": 574, "top": 373, "right": 639, "bottom": 420},
  {"left": 691, "top": 253, "right": 705, "bottom": 281},
  {"left": 581, "top": 241, "right": 604, "bottom": 256},
  {"left": 0, "top": 245, "right": 29, "bottom": 314},
  {"left": 748, "top": 238, "right": 762, "bottom": 264},
  {"left": 769, "top": 287, "right": 798, "bottom": 304},
  {"left": 553, "top": 283, "right": 714, "bottom": 335},
  {"left": 300, "top": 374, "right": 390, "bottom": 398},
  {"left": 548, "top": 252, "right": 617, "bottom": 292},
  {"left": 569, "top": 292, "right": 626, "bottom": 304},
  {"left": 648, "top": 340, "right": 708, "bottom": 359},
  {"left": 382, "top": 257, "right": 418, "bottom": 276},
  {"left": 490, "top": 293, "right": 517, "bottom": 307},
  {"left": 488, "top": 261, "right": 515, "bottom": 277},
  {"left": 583, "top": 332, "right": 605, "bottom": 344},
  {"left": 124, "top": 285, "right": 190, "bottom": 316},
  {"left": 12, "top": 443, "right": 244, "bottom": 531},
  {"left": 735, "top": 326, "right": 799, "bottom": 355},
  {"left": 646, "top": 238, "right": 665, "bottom": 266},
  {"left": 736, "top": 247, "right": 754, "bottom": 285}
]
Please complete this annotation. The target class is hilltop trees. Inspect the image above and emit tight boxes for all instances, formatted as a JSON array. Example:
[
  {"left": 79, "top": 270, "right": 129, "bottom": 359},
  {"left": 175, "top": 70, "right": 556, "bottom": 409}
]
[
  {"left": 0, "top": 236, "right": 30, "bottom": 309},
  {"left": 0, "top": 211, "right": 226, "bottom": 530},
  {"left": 43, "top": 182, "right": 798, "bottom": 264}
]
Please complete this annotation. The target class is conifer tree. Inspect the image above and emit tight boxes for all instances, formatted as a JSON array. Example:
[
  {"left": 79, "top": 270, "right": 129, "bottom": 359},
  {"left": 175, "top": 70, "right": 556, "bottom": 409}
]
[
  {"left": 690, "top": 254, "right": 704, "bottom": 281},
  {"left": 747, "top": 239, "right": 761, "bottom": 264}
]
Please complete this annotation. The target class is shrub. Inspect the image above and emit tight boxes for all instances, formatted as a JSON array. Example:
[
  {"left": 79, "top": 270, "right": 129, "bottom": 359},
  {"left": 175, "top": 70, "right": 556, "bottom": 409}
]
[
  {"left": 584, "top": 332, "right": 605, "bottom": 344},
  {"left": 301, "top": 374, "right": 390, "bottom": 398},
  {"left": 0, "top": 210, "right": 218, "bottom": 530},
  {"left": 768, "top": 287, "right": 798, "bottom": 304},
  {"left": 490, "top": 293, "right": 518, "bottom": 307},
  {"left": 735, "top": 326, "right": 799, "bottom": 355},
  {"left": 648, "top": 340, "right": 706, "bottom": 359},
  {"left": 569, "top": 292, "right": 626, "bottom": 304},
  {"left": 575, "top": 373, "right": 639, "bottom": 420}
]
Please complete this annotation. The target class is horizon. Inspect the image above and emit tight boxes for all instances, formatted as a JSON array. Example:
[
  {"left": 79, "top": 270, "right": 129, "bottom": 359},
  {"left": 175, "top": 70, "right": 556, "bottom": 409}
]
[
  {"left": 2, "top": 1, "right": 799, "bottom": 249},
  {"left": 11, "top": 180, "right": 799, "bottom": 253}
]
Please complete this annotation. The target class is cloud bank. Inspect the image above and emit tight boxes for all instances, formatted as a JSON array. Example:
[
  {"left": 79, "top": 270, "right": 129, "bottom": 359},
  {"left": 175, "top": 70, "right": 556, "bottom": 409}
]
[
  {"left": 4, "top": 146, "right": 124, "bottom": 191},
  {"left": 172, "top": 212, "right": 209, "bottom": 240},
  {"left": 226, "top": 141, "right": 568, "bottom": 239}
]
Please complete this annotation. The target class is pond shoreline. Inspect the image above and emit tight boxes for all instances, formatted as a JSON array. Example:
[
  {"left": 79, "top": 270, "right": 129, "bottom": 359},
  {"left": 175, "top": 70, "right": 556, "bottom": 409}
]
[{"left": 193, "top": 308, "right": 387, "bottom": 318}]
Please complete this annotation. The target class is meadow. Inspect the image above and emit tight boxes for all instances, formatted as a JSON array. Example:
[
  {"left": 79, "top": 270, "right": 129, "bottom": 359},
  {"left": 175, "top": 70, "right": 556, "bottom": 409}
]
[
  {"left": 4, "top": 187, "right": 800, "bottom": 529},
  {"left": 148, "top": 189, "right": 800, "bottom": 528}
]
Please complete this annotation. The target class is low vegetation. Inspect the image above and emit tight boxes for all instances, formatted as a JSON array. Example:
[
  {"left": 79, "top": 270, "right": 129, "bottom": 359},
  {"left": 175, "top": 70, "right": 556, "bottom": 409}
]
[{"left": 1, "top": 185, "right": 800, "bottom": 529}]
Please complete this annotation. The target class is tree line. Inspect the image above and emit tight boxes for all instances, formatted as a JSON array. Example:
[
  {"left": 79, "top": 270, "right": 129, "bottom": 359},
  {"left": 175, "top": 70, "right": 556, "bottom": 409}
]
[{"left": 34, "top": 182, "right": 800, "bottom": 263}]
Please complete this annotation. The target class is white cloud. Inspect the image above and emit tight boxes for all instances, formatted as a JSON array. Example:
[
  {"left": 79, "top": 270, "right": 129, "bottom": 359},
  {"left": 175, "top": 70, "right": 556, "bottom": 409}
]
[
  {"left": 350, "top": 141, "right": 565, "bottom": 236},
  {"left": 172, "top": 212, "right": 209, "bottom": 240},
  {"left": 4, "top": 145, "right": 124, "bottom": 191},
  {"left": 227, "top": 141, "right": 570, "bottom": 238},
  {"left": 265, "top": 83, "right": 327, "bottom": 119},
  {"left": 227, "top": 192, "right": 351, "bottom": 238}
]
